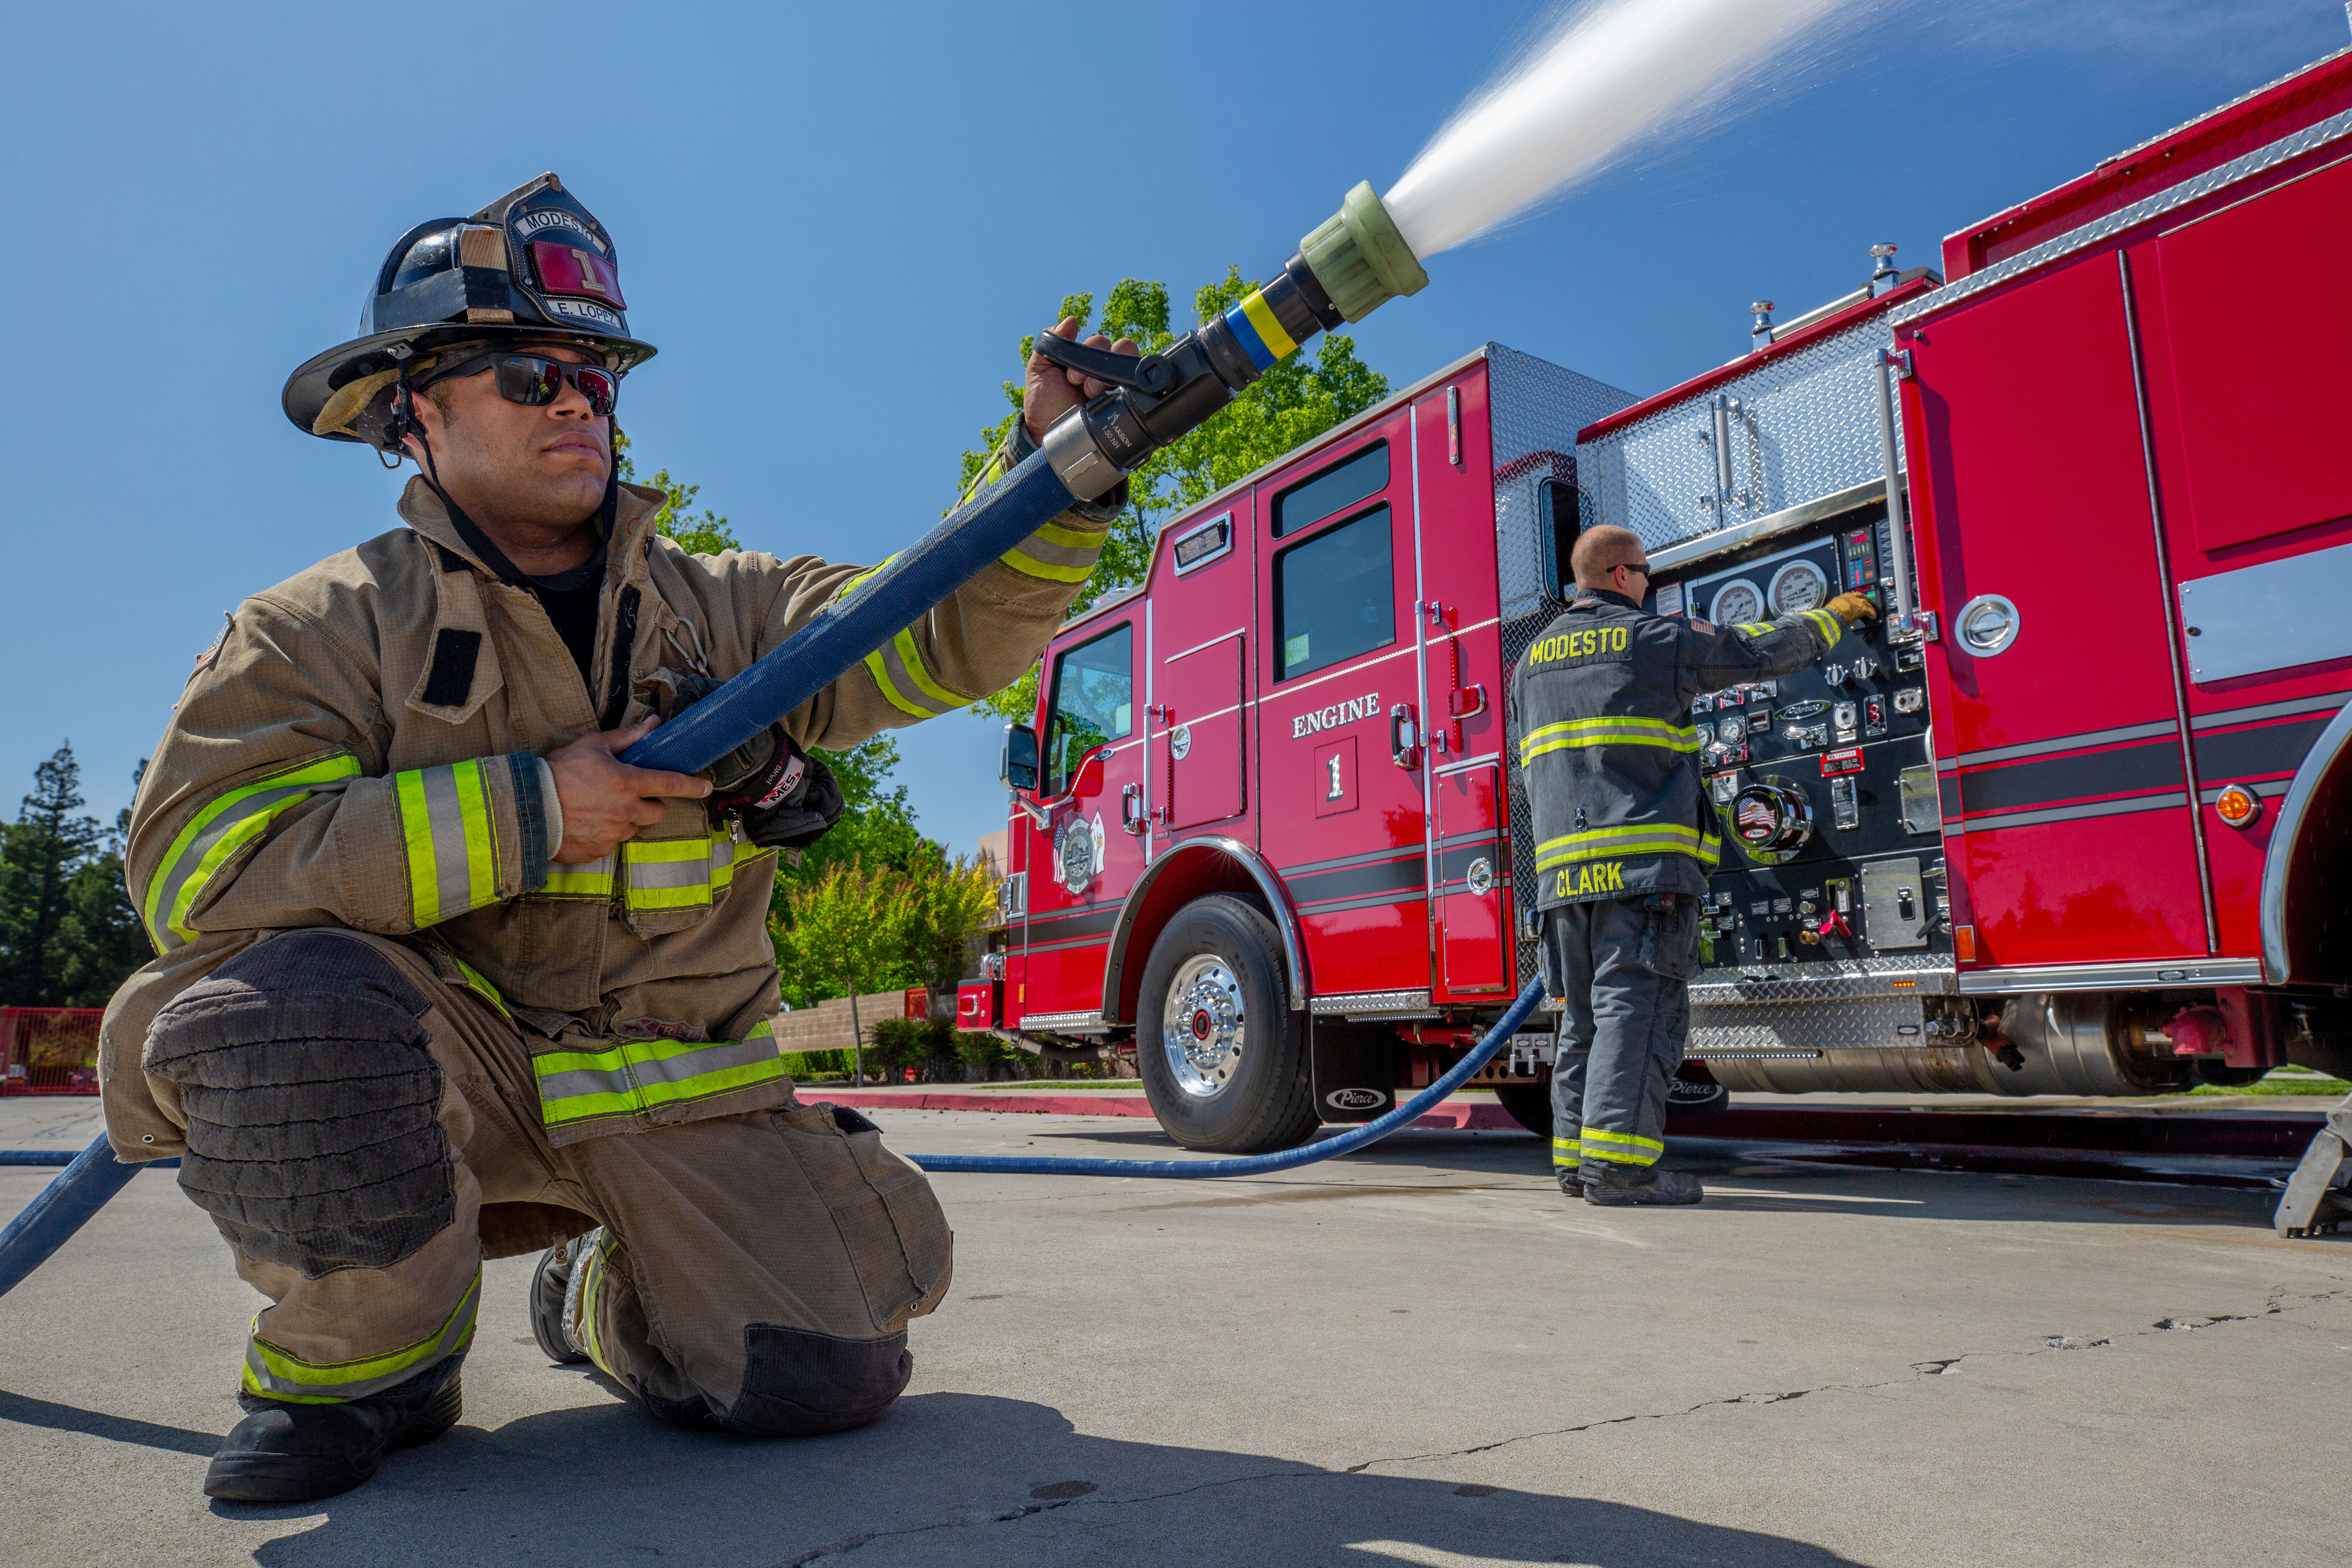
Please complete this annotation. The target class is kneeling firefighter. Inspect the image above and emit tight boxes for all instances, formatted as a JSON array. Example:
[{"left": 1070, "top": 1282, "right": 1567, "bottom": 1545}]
[
  {"left": 1512, "top": 525, "right": 1875, "bottom": 1207},
  {"left": 98, "top": 174, "right": 1131, "bottom": 1503}
]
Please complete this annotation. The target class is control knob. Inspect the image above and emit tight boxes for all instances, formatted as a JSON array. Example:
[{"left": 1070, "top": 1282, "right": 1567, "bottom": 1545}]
[
  {"left": 1824, "top": 663, "right": 1849, "bottom": 686},
  {"left": 1851, "top": 655, "right": 1880, "bottom": 681}
]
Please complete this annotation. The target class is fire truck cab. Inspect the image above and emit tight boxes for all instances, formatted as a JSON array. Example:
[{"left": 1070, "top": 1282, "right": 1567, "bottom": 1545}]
[{"left": 971, "top": 48, "right": 2352, "bottom": 1152}]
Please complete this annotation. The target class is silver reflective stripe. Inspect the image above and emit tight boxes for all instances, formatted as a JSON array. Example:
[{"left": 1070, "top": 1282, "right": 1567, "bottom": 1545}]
[
  {"left": 143, "top": 754, "right": 362, "bottom": 949},
  {"left": 423, "top": 765, "right": 478, "bottom": 922}
]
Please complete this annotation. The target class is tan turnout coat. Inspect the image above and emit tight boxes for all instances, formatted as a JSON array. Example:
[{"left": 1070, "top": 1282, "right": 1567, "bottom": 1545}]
[{"left": 100, "top": 474, "right": 1105, "bottom": 1158}]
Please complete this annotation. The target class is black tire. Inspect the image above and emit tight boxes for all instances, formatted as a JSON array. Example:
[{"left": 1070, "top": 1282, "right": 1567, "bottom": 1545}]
[
  {"left": 1494, "top": 1082, "right": 1553, "bottom": 1138},
  {"left": 1136, "top": 895, "right": 1317, "bottom": 1153}
]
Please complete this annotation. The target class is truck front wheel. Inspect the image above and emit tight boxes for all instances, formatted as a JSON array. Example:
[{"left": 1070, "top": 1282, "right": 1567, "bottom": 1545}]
[{"left": 1137, "top": 895, "right": 1317, "bottom": 1154}]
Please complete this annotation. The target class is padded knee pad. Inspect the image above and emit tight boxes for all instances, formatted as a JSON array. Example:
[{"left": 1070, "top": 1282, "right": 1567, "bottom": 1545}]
[
  {"left": 717, "top": 1325, "right": 912, "bottom": 1437},
  {"left": 144, "top": 930, "right": 455, "bottom": 1278}
]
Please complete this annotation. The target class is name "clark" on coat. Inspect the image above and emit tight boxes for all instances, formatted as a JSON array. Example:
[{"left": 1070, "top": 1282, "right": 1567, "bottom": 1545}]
[{"left": 1292, "top": 692, "right": 1380, "bottom": 739}]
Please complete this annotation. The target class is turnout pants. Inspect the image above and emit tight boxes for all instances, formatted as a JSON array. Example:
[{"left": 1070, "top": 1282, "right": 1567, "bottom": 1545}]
[
  {"left": 1538, "top": 893, "right": 1701, "bottom": 1177},
  {"left": 138, "top": 929, "right": 952, "bottom": 1435}
]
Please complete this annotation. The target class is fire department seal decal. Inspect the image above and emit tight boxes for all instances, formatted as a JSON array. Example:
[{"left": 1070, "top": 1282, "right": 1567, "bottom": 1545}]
[{"left": 1170, "top": 724, "right": 1192, "bottom": 760}]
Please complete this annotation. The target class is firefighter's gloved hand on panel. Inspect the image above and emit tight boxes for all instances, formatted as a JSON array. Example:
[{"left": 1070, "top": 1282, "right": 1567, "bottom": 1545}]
[
  {"left": 1825, "top": 590, "right": 1878, "bottom": 626},
  {"left": 1510, "top": 524, "right": 1857, "bottom": 1209},
  {"left": 105, "top": 172, "right": 1123, "bottom": 1507}
]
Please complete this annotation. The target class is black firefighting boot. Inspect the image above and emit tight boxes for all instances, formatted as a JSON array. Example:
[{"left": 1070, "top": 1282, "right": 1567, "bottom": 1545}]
[
  {"left": 1556, "top": 1167, "right": 1587, "bottom": 1198},
  {"left": 1582, "top": 1163, "right": 1704, "bottom": 1207},
  {"left": 529, "top": 1234, "right": 593, "bottom": 1365},
  {"left": 204, "top": 1354, "right": 464, "bottom": 1503}
]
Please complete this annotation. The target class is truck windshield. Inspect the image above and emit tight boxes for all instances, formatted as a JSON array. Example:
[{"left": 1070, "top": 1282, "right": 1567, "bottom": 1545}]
[
  {"left": 1042, "top": 624, "right": 1134, "bottom": 797},
  {"left": 1274, "top": 504, "right": 1395, "bottom": 681}
]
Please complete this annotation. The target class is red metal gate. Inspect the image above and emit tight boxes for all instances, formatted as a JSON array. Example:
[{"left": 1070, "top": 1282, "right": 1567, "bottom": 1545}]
[{"left": 0, "top": 1008, "right": 103, "bottom": 1095}]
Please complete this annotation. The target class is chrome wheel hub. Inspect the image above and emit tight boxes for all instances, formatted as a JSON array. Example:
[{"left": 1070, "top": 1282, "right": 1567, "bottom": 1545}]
[{"left": 1162, "top": 956, "right": 1245, "bottom": 1099}]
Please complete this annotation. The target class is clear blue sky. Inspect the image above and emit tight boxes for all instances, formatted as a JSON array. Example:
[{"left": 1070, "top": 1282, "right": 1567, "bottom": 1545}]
[{"left": 5, "top": 1, "right": 2343, "bottom": 855}]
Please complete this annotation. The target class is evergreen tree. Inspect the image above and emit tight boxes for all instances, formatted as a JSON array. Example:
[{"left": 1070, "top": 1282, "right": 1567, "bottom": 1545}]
[{"left": 0, "top": 745, "right": 107, "bottom": 1006}]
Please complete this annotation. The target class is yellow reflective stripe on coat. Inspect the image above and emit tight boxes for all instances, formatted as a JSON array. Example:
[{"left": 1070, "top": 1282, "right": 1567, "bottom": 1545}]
[
  {"left": 542, "top": 853, "right": 614, "bottom": 900},
  {"left": 141, "top": 753, "right": 363, "bottom": 950},
  {"left": 1519, "top": 715, "right": 1700, "bottom": 764},
  {"left": 394, "top": 760, "right": 500, "bottom": 928},
  {"left": 1802, "top": 606, "right": 1843, "bottom": 647},
  {"left": 863, "top": 626, "right": 970, "bottom": 719},
  {"left": 1580, "top": 1128, "right": 1664, "bottom": 1166},
  {"left": 242, "top": 1271, "right": 479, "bottom": 1403},
  {"left": 446, "top": 952, "right": 511, "bottom": 1021},
  {"left": 533, "top": 1019, "right": 783, "bottom": 1131},
  {"left": 1534, "top": 821, "right": 1710, "bottom": 870},
  {"left": 1551, "top": 1136, "right": 1581, "bottom": 1169},
  {"left": 1001, "top": 519, "right": 1105, "bottom": 584},
  {"left": 620, "top": 829, "right": 738, "bottom": 912}
]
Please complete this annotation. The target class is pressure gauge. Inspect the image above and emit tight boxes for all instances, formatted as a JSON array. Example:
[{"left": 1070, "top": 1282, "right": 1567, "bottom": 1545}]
[
  {"left": 1768, "top": 560, "right": 1829, "bottom": 616},
  {"left": 1710, "top": 581, "right": 1762, "bottom": 626},
  {"left": 1715, "top": 715, "right": 1748, "bottom": 746}
]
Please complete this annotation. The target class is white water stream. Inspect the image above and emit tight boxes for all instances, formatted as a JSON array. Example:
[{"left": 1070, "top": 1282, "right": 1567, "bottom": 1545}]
[{"left": 1384, "top": 0, "right": 1857, "bottom": 258}]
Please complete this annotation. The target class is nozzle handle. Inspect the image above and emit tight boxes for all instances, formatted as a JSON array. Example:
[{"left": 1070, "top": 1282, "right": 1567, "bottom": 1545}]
[{"left": 1032, "top": 331, "right": 1172, "bottom": 394}]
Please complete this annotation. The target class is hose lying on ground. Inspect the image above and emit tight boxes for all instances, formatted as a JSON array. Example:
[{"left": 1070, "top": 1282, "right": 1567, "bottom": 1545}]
[{"left": 0, "top": 978, "right": 1546, "bottom": 1293}]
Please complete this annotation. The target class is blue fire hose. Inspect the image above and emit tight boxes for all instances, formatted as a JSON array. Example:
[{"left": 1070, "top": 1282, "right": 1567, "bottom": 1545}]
[
  {"left": 904, "top": 977, "right": 1544, "bottom": 1176},
  {"left": 0, "top": 980, "right": 1544, "bottom": 1293},
  {"left": 619, "top": 450, "right": 1077, "bottom": 776}
]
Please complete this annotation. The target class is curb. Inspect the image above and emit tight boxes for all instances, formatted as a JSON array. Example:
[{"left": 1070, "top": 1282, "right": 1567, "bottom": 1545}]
[{"left": 805, "top": 1090, "right": 1523, "bottom": 1131}]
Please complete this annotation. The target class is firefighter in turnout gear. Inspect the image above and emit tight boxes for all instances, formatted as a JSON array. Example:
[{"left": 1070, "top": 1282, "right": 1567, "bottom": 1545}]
[
  {"left": 97, "top": 174, "right": 1137, "bottom": 1503},
  {"left": 1511, "top": 525, "right": 1875, "bottom": 1206}
]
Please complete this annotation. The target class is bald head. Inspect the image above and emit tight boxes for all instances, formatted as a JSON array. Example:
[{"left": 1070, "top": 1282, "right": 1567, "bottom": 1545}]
[{"left": 1570, "top": 525, "right": 1650, "bottom": 595}]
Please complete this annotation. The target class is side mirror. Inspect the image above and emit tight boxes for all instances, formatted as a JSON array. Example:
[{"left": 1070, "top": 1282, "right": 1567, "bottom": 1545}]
[
  {"left": 1000, "top": 723, "right": 1039, "bottom": 793},
  {"left": 1071, "top": 750, "right": 1106, "bottom": 801}
]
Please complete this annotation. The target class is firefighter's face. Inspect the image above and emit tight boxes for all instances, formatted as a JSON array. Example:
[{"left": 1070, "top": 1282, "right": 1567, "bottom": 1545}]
[{"left": 407, "top": 343, "right": 612, "bottom": 530}]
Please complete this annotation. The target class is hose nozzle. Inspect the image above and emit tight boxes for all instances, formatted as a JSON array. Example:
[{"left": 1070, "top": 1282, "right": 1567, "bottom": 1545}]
[{"left": 1299, "top": 180, "right": 1429, "bottom": 324}]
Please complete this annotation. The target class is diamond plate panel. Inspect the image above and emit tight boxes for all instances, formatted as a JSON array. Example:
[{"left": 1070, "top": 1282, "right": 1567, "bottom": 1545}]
[
  {"left": 1689, "top": 994, "right": 1929, "bottom": 1055},
  {"left": 1483, "top": 344, "right": 1640, "bottom": 986},
  {"left": 1690, "top": 958, "right": 1957, "bottom": 1004},
  {"left": 1578, "top": 317, "right": 1906, "bottom": 555}
]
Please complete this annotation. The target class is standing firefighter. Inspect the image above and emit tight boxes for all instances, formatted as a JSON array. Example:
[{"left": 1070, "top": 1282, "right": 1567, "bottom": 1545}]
[
  {"left": 98, "top": 174, "right": 1131, "bottom": 1502},
  {"left": 1512, "top": 525, "right": 1875, "bottom": 1206}
]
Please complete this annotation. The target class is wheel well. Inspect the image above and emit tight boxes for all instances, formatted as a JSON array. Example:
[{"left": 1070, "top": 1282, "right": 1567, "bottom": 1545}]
[
  {"left": 1100, "top": 839, "right": 1305, "bottom": 1025},
  {"left": 2263, "top": 698, "right": 2352, "bottom": 986}
]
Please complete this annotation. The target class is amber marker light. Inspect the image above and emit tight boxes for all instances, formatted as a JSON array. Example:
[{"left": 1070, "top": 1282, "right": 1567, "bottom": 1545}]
[{"left": 2214, "top": 783, "right": 2262, "bottom": 829}]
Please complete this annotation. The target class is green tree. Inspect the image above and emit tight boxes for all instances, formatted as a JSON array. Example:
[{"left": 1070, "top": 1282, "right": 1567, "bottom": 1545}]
[
  {"left": 775, "top": 859, "right": 909, "bottom": 1086},
  {"left": 615, "top": 430, "right": 742, "bottom": 555},
  {"left": 958, "top": 271, "right": 1390, "bottom": 722},
  {"left": 56, "top": 764, "right": 152, "bottom": 1007},
  {"left": 0, "top": 745, "right": 111, "bottom": 1007},
  {"left": 896, "top": 854, "right": 998, "bottom": 998}
]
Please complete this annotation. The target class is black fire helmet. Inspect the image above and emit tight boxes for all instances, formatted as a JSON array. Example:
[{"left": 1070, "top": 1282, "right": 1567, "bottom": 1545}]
[{"left": 283, "top": 173, "right": 657, "bottom": 450}]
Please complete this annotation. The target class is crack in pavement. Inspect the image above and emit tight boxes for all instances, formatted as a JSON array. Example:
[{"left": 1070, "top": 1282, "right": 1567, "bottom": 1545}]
[{"left": 761, "top": 1288, "right": 2347, "bottom": 1564}]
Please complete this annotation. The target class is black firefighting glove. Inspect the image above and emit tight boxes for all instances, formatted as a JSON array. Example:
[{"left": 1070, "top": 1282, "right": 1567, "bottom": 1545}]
[{"left": 660, "top": 673, "right": 845, "bottom": 851}]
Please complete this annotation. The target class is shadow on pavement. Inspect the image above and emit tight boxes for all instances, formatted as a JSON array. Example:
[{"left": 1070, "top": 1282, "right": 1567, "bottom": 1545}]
[
  {"left": 0, "top": 1388, "right": 222, "bottom": 1456},
  {"left": 217, "top": 1390, "right": 1864, "bottom": 1568}
]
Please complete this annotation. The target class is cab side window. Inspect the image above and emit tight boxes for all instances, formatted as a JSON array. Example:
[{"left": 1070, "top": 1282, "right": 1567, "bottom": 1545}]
[
  {"left": 1274, "top": 504, "right": 1395, "bottom": 681},
  {"left": 1042, "top": 624, "right": 1133, "bottom": 796}
]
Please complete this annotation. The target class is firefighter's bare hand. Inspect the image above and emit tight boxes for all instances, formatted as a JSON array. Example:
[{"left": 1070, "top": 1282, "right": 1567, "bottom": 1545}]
[
  {"left": 1826, "top": 591, "right": 1879, "bottom": 626},
  {"left": 546, "top": 716, "right": 712, "bottom": 863},
  {"left": 1024, "top": 317, "right": 1142, "bottom": 442}
]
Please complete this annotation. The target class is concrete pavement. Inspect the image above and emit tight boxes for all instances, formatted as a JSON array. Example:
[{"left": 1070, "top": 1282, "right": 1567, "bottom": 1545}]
[{"left": 1, "top": 1096, "right": 2345, "bottom": 1566}]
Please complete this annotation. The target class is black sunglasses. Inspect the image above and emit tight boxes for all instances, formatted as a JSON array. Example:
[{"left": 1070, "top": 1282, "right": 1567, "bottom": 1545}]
[{"left": 420, "top": 352, "right": 619, "bottom": 418}]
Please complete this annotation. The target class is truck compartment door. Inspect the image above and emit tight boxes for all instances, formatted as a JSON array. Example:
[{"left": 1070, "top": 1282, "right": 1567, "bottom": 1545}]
[
  {"left": 1157, "top": 630, "right": 1245, "bottom": 829},
  {"left": 1434, "top": 762, "right": 1509, "bottom": 994},
  {"left": 1902, "top": 255, "right": 2209, "bottom": 965}
]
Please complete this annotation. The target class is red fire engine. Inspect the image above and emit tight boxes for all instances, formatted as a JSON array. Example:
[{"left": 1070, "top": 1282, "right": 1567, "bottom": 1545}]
[{"left": 964, "top": 48, "right": 2352, "bottom": 1152}]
